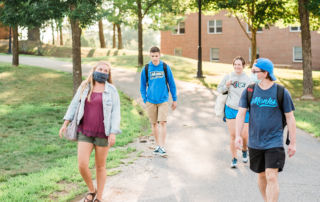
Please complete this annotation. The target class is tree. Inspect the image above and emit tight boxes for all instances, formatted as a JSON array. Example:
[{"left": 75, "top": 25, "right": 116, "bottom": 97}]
[
  {"left": 125, "top": 0, "right": 188, "bottom": 66},
  {"left": 298, "top": 0, "right": 313, "bottom": 99},
  {"left": 28, "top": 27, "right": 40, "bottom": 41},
  {"left": 98, "top": 19, "right": 106, "bottom": 48},
  {"left": 64, "top": 0, "right": 102, "bottom": 94},
  {"left": 203, "top": 0, "right": 288, "bottom": 68},
  {"left": 281, "top": 0, "right": 320, "bottom": 99},
  {"left": 0, "top": 0, "right": 64, "bottom": 66}
]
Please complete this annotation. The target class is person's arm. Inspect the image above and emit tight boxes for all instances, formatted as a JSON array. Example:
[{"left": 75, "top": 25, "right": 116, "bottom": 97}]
[
  {"left": 285, "top": 111, "right": 296, "bottom": 157},
  {"left": 166, "top": 66, "right": 177, "bottom": 102},
  {"left": 63, "top": 85, "right": 82, "bottom": 121},
  {"left": 217, "top": 74, "right": 231, "bottom": 94},
  {"left": 235, "top": 107, "right": 247, "bottom": 149},
  {"left": 140, "top": 67, "right": 147, "bottom": 103},
  {"left": 166, "top": 65, "right": 177, "bottom": 110},
  {"left": 282, "top": 88, "right": 296, "bottom": 157},
  {"left": 110, "top": 87, "right": 121, "bottom": 135}
]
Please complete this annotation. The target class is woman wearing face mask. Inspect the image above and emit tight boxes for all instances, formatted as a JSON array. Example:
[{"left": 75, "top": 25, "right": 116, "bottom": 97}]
[
  {"left": 59, "top": 61, "right": 121, "bottom": 202},
  {"left": 217, "top": 56, "right": 250, "bottom": 168}
]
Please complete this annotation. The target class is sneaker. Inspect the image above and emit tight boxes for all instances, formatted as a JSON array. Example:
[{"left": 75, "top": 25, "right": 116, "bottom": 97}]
[
  {"left": 153, "top": 146, "right": 160, "bottom": 155},
  {"left": 242, "top": 150, "right": 248, "bottom": 163},
  {"left": 230, "top": 158, "right": 237, "bottom": 168},
  {"left": 158, "top": 147, "right": 167, "bottom": 157}
]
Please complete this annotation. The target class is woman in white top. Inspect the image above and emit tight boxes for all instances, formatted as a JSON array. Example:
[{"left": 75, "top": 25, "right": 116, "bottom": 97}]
[{"left": 217, "top": 56, "right": 250, "bottom": 168}]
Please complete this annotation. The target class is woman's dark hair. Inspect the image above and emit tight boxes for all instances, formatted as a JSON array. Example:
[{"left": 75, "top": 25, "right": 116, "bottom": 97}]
[
  {"left": 233, "top": 56, "right": 246, "bottom": 67},
  {"left": 150, "top": 46, "right": 160, "bottom": 53}
]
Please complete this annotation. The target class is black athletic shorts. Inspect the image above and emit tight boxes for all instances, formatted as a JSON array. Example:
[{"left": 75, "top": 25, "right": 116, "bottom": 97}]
[{"left": 248, "top": 147, "right": 285, "bottom": 173}]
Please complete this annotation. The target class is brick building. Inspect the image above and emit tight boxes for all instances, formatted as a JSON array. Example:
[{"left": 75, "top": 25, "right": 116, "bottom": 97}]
[
  {"left": 160, "top": 11, "right": 320, "bottom": 69},
  {"left": 0, "top": 23, "right": 9, "bottom": 39}
]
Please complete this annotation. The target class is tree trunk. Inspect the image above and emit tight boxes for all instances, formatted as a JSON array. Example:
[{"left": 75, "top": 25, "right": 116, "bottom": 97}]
[
  {"left": 137, "top": 0, "right": 143, "bottom": 66},
  {"left": 298, "top": 0, "right": 313, "bottom": 99},
  {"left": 250, "top": 29, "right": 257, "bottom": 68},
  {"left": 98, "top": 20, "right": 106, "bottom": 48},
  {"left": 59, "top": 26, "right": 63, "bottom": 46},
  {"left": 27, "top": 27, "right": 40, "bottom": 41},
  {"left": 12, "top": 26, "right": 19, "bottom": 66},
  {"left": 116, "top": 24, "right": 123, "bottom": 49},
  {"left": 112, "top": 23, "right": 116, "bottom": 49},
  {"left": 51, "top": 21, "right": 55, "bottom": 45},
  {"left": 70, "top": 18, "right": 83, "bottom": 95}
]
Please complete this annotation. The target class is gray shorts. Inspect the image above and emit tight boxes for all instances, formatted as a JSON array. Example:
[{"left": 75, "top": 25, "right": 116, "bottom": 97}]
[{"left": 78, "top": 132, "right": 109, "bottom": 147}]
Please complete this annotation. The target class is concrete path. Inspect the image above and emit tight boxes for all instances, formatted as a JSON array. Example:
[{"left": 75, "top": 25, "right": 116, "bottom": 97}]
[{"left": 1, "top": 55, "right": 320, "bottom": 202}]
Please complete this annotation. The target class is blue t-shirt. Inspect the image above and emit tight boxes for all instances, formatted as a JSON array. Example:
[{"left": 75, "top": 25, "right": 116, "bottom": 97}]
[{"left": 239, "top": 83, "right": 295, "bottom": 149}]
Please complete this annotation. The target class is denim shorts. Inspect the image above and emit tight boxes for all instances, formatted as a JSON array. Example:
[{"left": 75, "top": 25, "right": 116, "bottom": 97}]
[{"left": 224, "top": 105, "right": 249, "bottom": 123}]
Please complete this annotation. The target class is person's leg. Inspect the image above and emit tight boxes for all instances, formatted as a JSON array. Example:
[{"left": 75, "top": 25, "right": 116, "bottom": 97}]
[
  {"left": 78, "top": 141, "right": 95, "bottom": 199},
  {"left": 94, "top": 144, "right": 110, "bottom": 201},
  {"left": 265, "top": 168, "right": 279, "bottom": 202},
  {"left": 257, "top": 172, "right": 267, "bottom": 202},
  {"left": 152, "top": 122, "right": 159, "bottom": 146},
  {"left": 159, "top": 121, "right": 167, "bottom": 147},
  {"left": 158, "top": 102, "right": 169, "bottom": 148},
  {"left": 226, "top": 119, "right": 237, "bottom": 159},
  {"left": 241, "top": 123, "right": 249, "bottom": 150},
  {"left": 146, "top": 102, "right": 159, "bottom": 146}
]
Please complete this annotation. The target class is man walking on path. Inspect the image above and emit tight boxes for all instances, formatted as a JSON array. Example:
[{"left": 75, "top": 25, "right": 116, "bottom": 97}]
[
  {"left": 140, "top": 46, "right": 177, "bottom": 157},
  {"left": 235, "top": 58, "right": 297, "bottom": 202}
]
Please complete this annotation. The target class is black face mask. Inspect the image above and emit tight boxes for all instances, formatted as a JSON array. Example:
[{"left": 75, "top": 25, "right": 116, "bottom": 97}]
[{"left": 93, "top": 71, "right": 109, "bottom": 83}]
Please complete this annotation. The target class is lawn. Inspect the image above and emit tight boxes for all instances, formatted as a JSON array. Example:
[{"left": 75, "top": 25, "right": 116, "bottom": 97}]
[
  {"left": 54, "top": 53, "right": 320, "bottom": 137},
  {"left": 0, "top": 62, "right": 149, "bottom": 201}
]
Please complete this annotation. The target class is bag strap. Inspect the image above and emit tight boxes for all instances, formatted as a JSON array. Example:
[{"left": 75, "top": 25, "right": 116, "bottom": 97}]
[
  {"left": 145, "top": 64, "right": 149, "bottom": 87},
  {"left": 246, "top": 83, "right": 256, "bottom": 111},
  {"left": 276, "top": 84, "right": 290, "bottom": 145},
  {"left": 163, "top": 62, "right": 169, "bottom": 92}
]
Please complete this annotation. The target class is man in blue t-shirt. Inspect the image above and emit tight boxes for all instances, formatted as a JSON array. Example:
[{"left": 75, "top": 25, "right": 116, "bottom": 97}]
[
  {"left": 235, "top": 58, "right": 297, "bottom": 202},
  {"left": 140, "top": 46, "right": 177, "bottom": 157}
]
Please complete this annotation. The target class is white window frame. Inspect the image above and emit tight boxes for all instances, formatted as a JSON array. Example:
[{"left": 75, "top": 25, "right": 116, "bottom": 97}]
[
  {"left": 247, "top": 24, "right": 263, "bottom": 33},
  {"left": 289, "top": 26, "right": 301, "bottom": 32},
  {"left": 293, "top": 46, "right": 303, "bottom": 62},
  {"left": 174, "top": 48, "right": 182, "bottom": 56},
  {"left": 249, "top": 47, "right": 260, "bottom": 62},
  {"left": 210, "top": 48, "right": 219, "bottom": 62},
  {"left": 207, "top": 20, "right": 223, "bottom": 34},
  {"left": 172, "top": 22, "right": 185, "bottom": 35}
]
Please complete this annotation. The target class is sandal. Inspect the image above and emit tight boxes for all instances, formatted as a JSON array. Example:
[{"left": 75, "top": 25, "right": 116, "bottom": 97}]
[{"left": 84, "top": 191, "right": 96, "bottom": 202}]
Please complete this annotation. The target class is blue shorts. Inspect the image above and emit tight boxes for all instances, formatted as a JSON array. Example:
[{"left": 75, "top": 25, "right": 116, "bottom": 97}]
[{"left": 224, "top": 105, "right": 249, "bottom": 123}]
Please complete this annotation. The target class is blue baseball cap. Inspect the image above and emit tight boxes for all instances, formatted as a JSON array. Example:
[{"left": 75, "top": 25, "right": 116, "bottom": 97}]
[{"left": 254, "top": 58, "right": 276, "bottom": 81}]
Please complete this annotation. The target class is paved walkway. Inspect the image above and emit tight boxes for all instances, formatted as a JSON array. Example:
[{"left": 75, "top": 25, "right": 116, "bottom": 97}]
[{"left": 1, "top": 55, "right": 320, "bottom": 202}]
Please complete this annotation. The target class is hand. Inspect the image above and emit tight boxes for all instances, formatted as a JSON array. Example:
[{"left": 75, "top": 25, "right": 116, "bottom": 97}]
[
  {"left": 59, "top": 126, "right": 67, "bottom": 138},
  {"left": 235, "top": 135, "right": 243, "bottom": 150},
  {"left": 171, "top": 101, "right": 177, "bottom": 111},
  {"left": 108, "top": 134, "right": 116, "bottom": 147},
  {"left": 226, "top": 80, "right": 233, "bottom": 87},
  {"left": 288, "top": 143, "right": 296, "bottom": 158}
]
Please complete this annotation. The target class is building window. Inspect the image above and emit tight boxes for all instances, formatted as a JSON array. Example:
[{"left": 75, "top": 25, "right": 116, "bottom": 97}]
[
  {"left": 174, "top": 48, "right": 182, "bottom": 56},
  {"left": 293, "top": 46, "right": 302, "bottom": 62},
  {"left": 249, "top": 47, "right": 260, "bottom": 62},
  {"left": 290, "top": 26, "right": 301, "bottom": 32},
  {"left": 210, "top": 48, "right": 219, "bottom": 61},
  {"left": 247, "top": 25, "right": 263, "bottom": 33},
  {"left": 208, "top": 20, "right": 222, "bottom": 34},
  {"left": 173, "top": 22, "right": 185, "bottom": 35}
]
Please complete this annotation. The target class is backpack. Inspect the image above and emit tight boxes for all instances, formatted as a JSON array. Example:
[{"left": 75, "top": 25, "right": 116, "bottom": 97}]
[
  {"left": 246, "top": 83, "right": 290, "bottom": 145},
  {"left": 145, "top": 62, "right": 169, "bottom": 92}
]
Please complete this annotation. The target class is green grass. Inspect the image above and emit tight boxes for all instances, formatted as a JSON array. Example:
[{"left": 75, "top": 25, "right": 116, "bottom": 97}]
[
  {"left": 52, "top": 53, "right": 320, "bottom": 137},
  {"left": 0, "top": 62, "right": 149, "bottom": 201}
]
